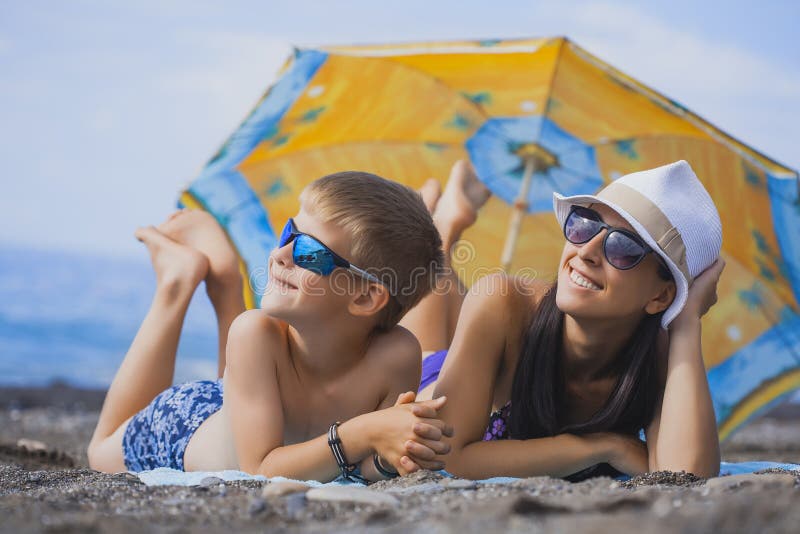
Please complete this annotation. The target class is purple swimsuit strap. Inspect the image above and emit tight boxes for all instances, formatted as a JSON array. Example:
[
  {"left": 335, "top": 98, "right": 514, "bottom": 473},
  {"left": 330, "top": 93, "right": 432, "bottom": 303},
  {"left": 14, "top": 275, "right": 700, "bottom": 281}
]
[
  {"left": 419, "top": 350, "right": 448, "bottom": 392},
  {"left": 483, "top": 401, "right": 511, "bottom": 441}
]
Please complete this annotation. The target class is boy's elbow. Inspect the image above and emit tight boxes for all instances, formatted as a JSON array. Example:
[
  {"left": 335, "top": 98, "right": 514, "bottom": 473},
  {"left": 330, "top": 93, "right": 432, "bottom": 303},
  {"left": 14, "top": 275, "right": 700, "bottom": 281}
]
[
  {"left": 86, "top": 442, "right": 101, "bottom": 471},
  {"left": 86, "top": 439, "right": 117, "bottom": 473},
  {"left": 240, "top": 452, "right": 270, "bottom": 476}
]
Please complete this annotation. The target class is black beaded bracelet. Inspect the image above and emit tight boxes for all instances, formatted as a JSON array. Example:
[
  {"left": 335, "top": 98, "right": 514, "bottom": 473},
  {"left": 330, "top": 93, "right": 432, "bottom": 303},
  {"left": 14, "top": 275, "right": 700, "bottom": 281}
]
[
  {"left": 373, "top": 454, "right": 399, "bottom": 479},
  {"left": 327, "top": 422, "right": 365, "bottom": 482}
]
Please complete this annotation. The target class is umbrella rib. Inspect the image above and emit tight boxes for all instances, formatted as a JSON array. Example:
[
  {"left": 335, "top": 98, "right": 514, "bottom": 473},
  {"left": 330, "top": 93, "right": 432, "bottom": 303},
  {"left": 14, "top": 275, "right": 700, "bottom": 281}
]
[
  {"left": 320, "top": 38, "right": 549, "bottom": 57},
  {"left": 546, "top": 163, "right": 601, "bottom": 182},
  {"left": 551, "top": 133, "right": 799, "bottom": 185},
  {"left": 550, "top": 132, "right": 720, "bottom": 163},
  {"left": 531, "top": 38, "right": 567, "bottom": 156},
  {"left": 331, "top": 51, "right": 493, "bottom": 123},
  {"left": 238, "top": 139, "right": 465, "bottom": 168}
]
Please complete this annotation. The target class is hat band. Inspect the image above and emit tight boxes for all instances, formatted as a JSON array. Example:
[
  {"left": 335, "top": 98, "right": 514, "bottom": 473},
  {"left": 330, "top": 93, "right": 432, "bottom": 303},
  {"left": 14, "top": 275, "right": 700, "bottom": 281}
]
[{"left": 597, "top": 182, "right": 692, "bottom": 283}]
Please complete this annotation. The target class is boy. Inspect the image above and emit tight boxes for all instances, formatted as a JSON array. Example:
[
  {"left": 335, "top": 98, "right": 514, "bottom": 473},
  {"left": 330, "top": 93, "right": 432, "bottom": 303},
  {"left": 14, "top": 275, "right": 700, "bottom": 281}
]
[{"left": 87, "top": 171, "right": 451, "bottom": 481}]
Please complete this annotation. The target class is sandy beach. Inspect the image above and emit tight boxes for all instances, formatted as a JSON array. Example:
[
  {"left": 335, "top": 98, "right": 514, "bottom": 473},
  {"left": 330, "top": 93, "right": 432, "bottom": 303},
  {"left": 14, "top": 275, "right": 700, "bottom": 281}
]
[{"left": 0, "top": 385, "right": 797, "bottom": 533}]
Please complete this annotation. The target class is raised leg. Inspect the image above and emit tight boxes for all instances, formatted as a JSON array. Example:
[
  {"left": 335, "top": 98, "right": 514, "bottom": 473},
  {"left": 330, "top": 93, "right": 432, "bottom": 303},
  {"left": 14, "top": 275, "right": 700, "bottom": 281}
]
[
  {"left": 158, "top": 209, "right": 246, "bottom": 377},
  {"left": 400, "top": 160, "right": 490, "bottom": 352},
  {"left": 88, "top": 227, "right": 208, "bottom": 469}
]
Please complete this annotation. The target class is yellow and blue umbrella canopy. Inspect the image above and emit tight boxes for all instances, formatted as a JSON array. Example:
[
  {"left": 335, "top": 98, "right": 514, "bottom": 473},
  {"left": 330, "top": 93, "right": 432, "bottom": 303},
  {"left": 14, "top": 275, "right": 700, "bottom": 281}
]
[{"left": 181, "top": 37, "right": 800, "bottom": 440}]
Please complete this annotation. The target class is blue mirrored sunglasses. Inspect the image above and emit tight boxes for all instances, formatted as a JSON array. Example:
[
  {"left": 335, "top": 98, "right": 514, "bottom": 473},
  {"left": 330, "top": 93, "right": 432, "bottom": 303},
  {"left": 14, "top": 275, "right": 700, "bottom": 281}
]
[{"left": 278, "top": 218, "right": 384, "bottom": 286}]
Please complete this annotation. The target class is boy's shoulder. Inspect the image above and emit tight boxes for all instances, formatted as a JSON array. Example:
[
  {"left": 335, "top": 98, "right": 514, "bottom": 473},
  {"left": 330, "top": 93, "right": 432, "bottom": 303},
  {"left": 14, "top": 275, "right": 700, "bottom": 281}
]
[
  {"left": 229, "top": 309, "right": 287, "bottom": 345},
  {"left": 363, "top": 325, "right": 421, "bottom": 402},
  {"left": 366, "top": 325, "right": 421, "bottom": 372}
]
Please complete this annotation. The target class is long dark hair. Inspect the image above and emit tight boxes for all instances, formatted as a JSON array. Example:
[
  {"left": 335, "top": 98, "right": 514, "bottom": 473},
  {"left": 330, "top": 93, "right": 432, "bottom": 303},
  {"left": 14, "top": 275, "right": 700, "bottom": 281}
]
[{"left": 508, "top": 269, "right": 670, "bottom": 439}]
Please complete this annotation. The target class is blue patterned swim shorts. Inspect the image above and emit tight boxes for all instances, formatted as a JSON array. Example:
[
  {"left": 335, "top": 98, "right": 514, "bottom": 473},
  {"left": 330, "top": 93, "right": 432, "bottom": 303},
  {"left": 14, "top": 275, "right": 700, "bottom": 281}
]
[{"left": 122, "top": 379, "right": 224, "bottom": 472}]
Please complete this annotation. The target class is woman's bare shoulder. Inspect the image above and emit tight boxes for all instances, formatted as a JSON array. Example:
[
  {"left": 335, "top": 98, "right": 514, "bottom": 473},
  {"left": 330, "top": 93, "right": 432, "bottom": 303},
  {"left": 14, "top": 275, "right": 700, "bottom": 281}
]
[
  {"left": 467, "top": 273, "right": 550, "bottom": 336},
  {"left": 471, "top": 272, "right": 549, "bottom": 303},
  {"left": 472, "top": 271, "right": 549, "bottom": 307}
]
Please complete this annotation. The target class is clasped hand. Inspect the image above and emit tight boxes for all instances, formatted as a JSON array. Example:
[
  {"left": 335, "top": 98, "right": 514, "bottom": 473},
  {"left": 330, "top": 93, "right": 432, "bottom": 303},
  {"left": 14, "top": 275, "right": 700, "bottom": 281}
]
[{"left": 371, "top": 391, "right": 454, "bottom": 475}]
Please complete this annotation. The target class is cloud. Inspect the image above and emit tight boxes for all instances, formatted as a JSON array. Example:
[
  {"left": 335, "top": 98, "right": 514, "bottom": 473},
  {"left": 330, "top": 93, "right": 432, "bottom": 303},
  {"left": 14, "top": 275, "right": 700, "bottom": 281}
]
[
  {"left": 528, "top": 1, "right": 799, "bottom": 170},
  {"left": 567, "top": 2, "right": 800, "bottom": 101},
  {"left": 156, "top": 29, "right": 292, "bottom": 125}
]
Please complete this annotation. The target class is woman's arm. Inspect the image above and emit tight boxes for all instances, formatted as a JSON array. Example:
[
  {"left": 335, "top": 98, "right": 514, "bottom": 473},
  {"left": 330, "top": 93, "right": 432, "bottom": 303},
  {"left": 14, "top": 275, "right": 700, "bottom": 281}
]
[
  {"left": 439, "top": 431, "right": 642, "bottom": 479},
  {"left": 645, "top": 259, "right": 725, "bottom": 478},
  {"left": 433, "top": 274, "right": 638, "bottom": 479}
]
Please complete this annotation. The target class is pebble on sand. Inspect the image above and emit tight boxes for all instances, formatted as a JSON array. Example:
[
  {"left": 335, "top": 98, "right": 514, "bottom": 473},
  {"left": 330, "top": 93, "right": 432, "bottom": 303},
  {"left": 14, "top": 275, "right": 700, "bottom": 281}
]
[
  {"left": 306, "top": 486, "right": 399, "bottom": 506},
  {"left": 16, "top": 438, "right": 47, "bottom": 452},
  {"left": 261, "top": 481, "right": 311, "bottom": 498},
  {"left": 440, "top": 478, "right": 476, "bottom": 490},
  {"left": 110, "top": 472, "right": 143, "bottom": 485}
]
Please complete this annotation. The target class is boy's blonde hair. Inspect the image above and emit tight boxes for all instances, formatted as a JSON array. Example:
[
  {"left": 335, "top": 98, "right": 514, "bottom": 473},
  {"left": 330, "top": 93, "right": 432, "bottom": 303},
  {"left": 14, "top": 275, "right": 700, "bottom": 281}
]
[{"left": 304, "top": 171, "right": 444, "bottom": 330}]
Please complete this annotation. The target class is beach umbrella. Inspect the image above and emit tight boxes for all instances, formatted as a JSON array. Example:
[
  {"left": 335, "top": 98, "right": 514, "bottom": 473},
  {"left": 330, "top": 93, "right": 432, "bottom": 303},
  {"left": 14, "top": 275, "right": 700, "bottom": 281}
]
[{"left": 180, "top": 37, "right": 800, "bottom": 440}]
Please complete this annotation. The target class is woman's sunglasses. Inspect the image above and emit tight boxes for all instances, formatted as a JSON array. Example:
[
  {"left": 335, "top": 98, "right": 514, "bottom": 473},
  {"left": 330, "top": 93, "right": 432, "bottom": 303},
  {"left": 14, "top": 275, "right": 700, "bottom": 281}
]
[
  {"left": 564, "top": 206, "right": 664, "bottom": 271},
  {"left": 277, "top": 218, "right": 384, "bottom": 286}
]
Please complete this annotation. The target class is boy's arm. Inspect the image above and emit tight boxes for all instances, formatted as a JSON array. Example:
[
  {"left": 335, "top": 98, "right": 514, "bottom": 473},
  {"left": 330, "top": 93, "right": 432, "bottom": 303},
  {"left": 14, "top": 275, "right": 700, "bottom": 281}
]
[
  {"left": 224, "top": 310, "right": 340, "bottom": 480},
  {"left": 226, "top": 310, "right": 379, "bottom": 480},
  {"left": 225, "top": 310, "right": 449, "bottom": 480}
]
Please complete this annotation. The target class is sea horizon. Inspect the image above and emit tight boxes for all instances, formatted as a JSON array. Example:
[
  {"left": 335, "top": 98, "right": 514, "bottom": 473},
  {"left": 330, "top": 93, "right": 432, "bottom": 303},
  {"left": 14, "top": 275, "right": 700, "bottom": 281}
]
[{"left": 0, "top": 243, "right": 218, "bottom": 389}]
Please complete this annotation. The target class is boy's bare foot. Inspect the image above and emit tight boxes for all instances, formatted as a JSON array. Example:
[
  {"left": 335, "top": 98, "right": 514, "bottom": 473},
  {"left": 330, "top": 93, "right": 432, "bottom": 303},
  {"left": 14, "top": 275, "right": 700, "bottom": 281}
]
[
  {"left": 134, "top": 226, "right": 208, "bottom": 297},
  {"left": 418, "top": 178, "right": 442, "bottom": 214},
  {"left": 157, "top": 210, "right": 244, "bottom": 304},
  {"left": 433, "top": 160, "right": 491, "bottom": 247}
]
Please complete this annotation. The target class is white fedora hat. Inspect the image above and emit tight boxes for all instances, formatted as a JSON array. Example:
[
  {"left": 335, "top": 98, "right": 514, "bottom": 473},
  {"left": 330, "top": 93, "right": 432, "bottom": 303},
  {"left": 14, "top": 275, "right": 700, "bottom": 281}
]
[{"left": 552, "top": 160, "right": 722, "bottom": 329}]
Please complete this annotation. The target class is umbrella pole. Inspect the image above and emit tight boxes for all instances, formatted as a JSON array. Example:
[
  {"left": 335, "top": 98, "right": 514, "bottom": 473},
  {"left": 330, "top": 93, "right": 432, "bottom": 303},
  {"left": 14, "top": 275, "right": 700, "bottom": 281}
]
[{"left": 501, "top": 157, "right": 536, "bottom": 272}]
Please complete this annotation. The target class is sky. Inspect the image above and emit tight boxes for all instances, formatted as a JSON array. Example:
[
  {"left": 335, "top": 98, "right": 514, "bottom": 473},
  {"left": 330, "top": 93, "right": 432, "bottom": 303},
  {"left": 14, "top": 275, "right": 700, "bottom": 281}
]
[{"left": 1, "top": 0, "right": 799, "bottom": 258}]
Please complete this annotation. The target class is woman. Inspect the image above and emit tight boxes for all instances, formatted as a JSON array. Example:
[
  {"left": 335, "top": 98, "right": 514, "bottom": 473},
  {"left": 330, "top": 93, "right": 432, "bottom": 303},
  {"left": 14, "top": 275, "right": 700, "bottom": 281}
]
[{"left": 400, "top": 159, "right": 724, "bottom": 480}]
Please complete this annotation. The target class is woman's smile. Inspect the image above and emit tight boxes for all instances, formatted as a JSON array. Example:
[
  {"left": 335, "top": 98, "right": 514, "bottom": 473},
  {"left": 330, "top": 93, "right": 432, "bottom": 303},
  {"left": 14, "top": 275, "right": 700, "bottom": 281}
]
[{"left": 567, "top": 264, "right": 603, "bottom": 291}]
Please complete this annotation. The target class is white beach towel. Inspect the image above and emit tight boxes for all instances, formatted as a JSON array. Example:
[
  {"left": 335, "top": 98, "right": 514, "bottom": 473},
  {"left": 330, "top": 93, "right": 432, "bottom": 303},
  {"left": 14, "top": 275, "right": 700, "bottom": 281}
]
[{"left": 134, "top": 461, "right": 800, "bottom": 487}]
